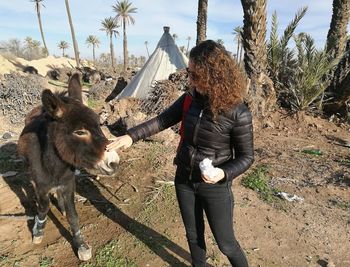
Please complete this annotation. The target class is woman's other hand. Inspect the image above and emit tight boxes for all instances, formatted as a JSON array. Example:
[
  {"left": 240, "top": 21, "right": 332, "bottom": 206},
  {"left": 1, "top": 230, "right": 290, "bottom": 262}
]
[
  {"left": 107, "top": 135, "right": 133, "bottom": 151},
  {"left": 202, "top": 168, "right": 225, "bottom": 184}
]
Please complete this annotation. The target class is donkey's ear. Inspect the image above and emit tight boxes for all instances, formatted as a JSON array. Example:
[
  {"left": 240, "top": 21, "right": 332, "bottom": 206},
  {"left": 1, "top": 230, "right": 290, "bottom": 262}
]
[
  {"left": 42, "top": 89, "right": 64, "bottom": 119},
  {"left": 68, "top": 73, "right": 83, "bottom": 102}
]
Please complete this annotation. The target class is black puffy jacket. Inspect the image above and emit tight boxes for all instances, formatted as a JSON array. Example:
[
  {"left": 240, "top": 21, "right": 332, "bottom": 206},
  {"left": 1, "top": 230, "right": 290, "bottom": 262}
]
[{"left": 127, "top": 90, "right": 254, "bottom": 182}]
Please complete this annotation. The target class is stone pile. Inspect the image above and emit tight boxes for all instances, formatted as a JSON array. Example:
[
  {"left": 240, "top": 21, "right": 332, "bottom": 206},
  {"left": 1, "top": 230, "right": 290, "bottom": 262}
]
[
  {"left": 0, "top": 73, "right": 45, "bottom": 124},
  {"left": 89, "top": 81, "right": 116, "bottom": 101},
  {"left": 140, "top": 69, "right": 188, "bottom": 116}
]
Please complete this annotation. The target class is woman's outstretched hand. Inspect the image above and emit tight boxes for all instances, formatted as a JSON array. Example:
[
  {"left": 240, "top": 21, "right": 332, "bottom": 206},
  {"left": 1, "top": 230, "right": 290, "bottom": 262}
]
[
  {"left": 107, "top": 135, "right": 133, "bottom": 151},
  {"left": 202, "top": 168, "right": 225, "bottom": 184}
]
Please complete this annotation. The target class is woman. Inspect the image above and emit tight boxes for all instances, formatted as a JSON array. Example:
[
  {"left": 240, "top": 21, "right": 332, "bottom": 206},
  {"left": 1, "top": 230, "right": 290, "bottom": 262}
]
[{"left": 107, "top": 40, "right": 254, "bottom": 267}]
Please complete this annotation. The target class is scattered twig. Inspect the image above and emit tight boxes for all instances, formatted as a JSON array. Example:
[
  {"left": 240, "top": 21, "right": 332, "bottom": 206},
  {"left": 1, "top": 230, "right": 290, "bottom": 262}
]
[
  {"left": 129, "top": 183, "right": 139, "bottom": 193},
  {"left": 114, "top": 182, "right": 127, "bottom": 195},
  {"left": 145, "top": 187, "right": 162, "bottom": 205},
  {"left": 144, "top": 180, "right": 174, "bottom": 205},
  {"left": 124, "top": 157, "right": 143, "bottom": 162},
  {"left": 155, "top": 180, "right": 174, "bottom": 185}
]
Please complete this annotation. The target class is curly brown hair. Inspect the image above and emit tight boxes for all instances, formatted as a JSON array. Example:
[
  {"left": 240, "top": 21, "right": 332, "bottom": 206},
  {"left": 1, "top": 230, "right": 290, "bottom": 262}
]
[{"left": 189, "top": 40, "right": 247, "bottom": 117}]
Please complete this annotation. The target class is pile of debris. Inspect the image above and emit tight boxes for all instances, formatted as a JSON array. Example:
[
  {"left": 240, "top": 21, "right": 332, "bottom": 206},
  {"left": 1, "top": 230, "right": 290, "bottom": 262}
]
[
  {"left": 46, "top": 66, "right": 72, "bottom": 83},
  {"left": 47, "top": 66, "right": 112, "bottom": 85},
  {"left": 90, "top": 69, "right": 140, "bottom": 103},
  {"left": 140, "top": 69, "right": 188, "bottom": 116},
  {"left": 0, "top": 73, "right": 45, "bottom": 124},
  {"left": 99, "top": 70, "right": 188, "bottom": 142},
  {"left": 89, "top": 80, "right": 116, "bottom": 101}
]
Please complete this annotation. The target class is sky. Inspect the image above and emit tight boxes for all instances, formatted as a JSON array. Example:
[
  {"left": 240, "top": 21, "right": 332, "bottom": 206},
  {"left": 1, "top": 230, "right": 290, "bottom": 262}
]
[{"left": 0, "top": 0, "right": 347, "bottom": 60}]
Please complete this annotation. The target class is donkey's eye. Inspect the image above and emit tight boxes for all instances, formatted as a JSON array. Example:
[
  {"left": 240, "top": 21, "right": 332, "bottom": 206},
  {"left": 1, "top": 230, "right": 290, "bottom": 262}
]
[{"left": 73, "top": 129, "right": 89, "bottom": 137}]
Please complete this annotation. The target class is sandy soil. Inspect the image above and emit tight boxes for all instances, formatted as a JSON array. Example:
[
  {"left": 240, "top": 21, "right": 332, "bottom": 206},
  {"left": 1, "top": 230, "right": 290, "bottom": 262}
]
[
  {"left": 0, "top": 106, "right": 349, "bottom": 267},
  {"left": 0, "top": 55, "right": 92, "bottom": 76}
]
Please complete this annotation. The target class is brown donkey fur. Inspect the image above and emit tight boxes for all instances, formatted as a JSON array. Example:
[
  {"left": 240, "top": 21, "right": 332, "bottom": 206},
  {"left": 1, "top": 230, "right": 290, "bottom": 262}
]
[{"left": 17, "top": 73, "right": 119, "bottom": 261}]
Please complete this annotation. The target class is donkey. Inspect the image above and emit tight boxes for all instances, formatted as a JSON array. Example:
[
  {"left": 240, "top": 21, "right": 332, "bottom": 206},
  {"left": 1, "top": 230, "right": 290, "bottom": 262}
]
[{"left": 17, "top": 73, "right": 119, "bottom": 261}]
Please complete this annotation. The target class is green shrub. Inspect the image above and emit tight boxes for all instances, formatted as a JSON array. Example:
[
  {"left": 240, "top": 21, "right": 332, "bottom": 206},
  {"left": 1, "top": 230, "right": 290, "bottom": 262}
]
[
  {"left": 81, "top": 240, "right": 136, "bottom": 267},
  {"left": 241, "top": 165, "right": 278, "bottom": 202}
]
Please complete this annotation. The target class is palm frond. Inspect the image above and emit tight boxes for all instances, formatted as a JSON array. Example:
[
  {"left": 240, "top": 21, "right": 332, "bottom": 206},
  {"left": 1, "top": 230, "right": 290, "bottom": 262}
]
[
  {"left": 268, "top": 11, "right": 280, "bottom": 78},
  {"left": 280, "top": 6, "right": 308, "bottom": 52}
]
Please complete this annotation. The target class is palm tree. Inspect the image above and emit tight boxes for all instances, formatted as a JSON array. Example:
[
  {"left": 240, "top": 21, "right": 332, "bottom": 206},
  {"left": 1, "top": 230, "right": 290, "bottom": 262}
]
[
  {"left": 267, "top": 8, "right": 307, "bottom": 86},
  {"left": 241, "top": 0, "right": 276, "bottom": 117},
  {"left": 232, "top": 26, "right": 243, "bottom": 63},
  {"left": 172, "top": 33, "right": 178, "bottom": 43},
  {"left": 186, "top": 36, "right": 191, "bottom": 55},
  {"left": 112, "top": 0, "right": 137, "bottom": 72},
  {"left": 100, "top": 17, "right": 120, "bottom": 70},
  {"left": 291, "top": 33, "right": 337, "bottom": 110},
  {"left": 196, "top": 0, "right": 208, "bottom": 45},
  {"left": 326, "top": 0, "right": 350, "bottom": 61},
  {"left": 58, "top": 41, "right": 69, "bottom": 57},
  {"left": 216, "top": 39, "right": 224, "bottom": 45},
  {"left": 31, "top": 0, "right": 49, "bottom": 56},
  {"left": 325, "top": 38, "right": 350, "bottom": 115},
  {"left": 326, "top": 0, "right": 350, "bottom": 107},
  {"left": 86, "top": 35, "right": 100, "bottom": 62},
  {"left": 241, "top": 0, "right": 268, "bottom": 79},
  {"left": 144, "top": 41, "right": 150, "bottom": 57},
  {"left": 64, "top": 0, "right": 80, "bottom": 67},
  {"left": 265, "top": 8, "right": 335, "bottom": 111}
]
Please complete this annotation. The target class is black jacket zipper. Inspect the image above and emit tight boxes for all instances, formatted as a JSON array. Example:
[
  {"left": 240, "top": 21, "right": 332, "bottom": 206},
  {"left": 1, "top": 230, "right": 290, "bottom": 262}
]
[{"left": 189, "top": 109, "right": 204, "bottom": 180}]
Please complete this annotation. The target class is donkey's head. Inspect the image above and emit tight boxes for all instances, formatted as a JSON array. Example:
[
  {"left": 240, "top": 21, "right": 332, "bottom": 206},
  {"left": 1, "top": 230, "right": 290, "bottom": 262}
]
[{"left": 42, "top": 73, "right": 119, "bottom": 175}]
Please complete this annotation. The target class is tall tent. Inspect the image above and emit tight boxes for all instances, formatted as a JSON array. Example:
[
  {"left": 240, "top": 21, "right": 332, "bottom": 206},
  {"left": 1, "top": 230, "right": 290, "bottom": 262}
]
[{"left": 117, "top": 26, "right": 188, "bottom": 99}]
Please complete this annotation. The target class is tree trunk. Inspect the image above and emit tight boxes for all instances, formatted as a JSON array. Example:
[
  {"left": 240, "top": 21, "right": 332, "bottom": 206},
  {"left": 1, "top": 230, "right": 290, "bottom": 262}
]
[
  {"left": 241, "top": 0, "right": 276, "bottom": 117},
  {"left": 326, "top": 0, "right": 350, "bottom": 61},
  {"left": 62, "top": 49, "right": 65, "bottom": 57},
  {"left": 36, "top": 8, "right": 49, "bottom": 56},
  {"left": 239, "top": 42, "right": 244, "bottom": 63},
  {"left": 123, "top": 17, "right": 128, "bottom": 72},
  {"left": 65, "top": 0, "right": 80, "bottom": 68},
  {"left": 110, "top": 35, "right": 115, "bottom": 70},
  {"left": 326, "top": 38, "right": 350, "bottom": 116},
  {"left": 92, "top": 45, "right": 96, "bottom": 62},
  {"left": 196, "top": 0, "right": 208, "bottom": 45},
  {"left": 326, "top": 0, "right": 350, "bottom": 109}
]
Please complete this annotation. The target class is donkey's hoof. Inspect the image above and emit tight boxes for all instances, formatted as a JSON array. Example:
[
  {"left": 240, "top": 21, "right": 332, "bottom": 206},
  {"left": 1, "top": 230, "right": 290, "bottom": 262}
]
[
  {"left": 78, "top": 245, "right": 92, "bottom": 261},
  {"left": 32, "top": 235, "right": 43, "bottom": 244}
]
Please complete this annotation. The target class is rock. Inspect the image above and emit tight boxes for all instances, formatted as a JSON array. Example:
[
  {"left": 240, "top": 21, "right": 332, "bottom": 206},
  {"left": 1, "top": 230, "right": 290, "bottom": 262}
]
[
  {"left": 278, "top": 151, "right": 288, "bottom": 159},
  {"left": 264, "top": 120, "right": 275, "bottom": 128},
  {"left": 327, "top": 260, "right": 336, "bottom": 267},
  {"left": 2, "top": 132, "right": 12, "bottom": 139},
  {"left": 23, "top": 66, "right": 38, "bottom": 75}
]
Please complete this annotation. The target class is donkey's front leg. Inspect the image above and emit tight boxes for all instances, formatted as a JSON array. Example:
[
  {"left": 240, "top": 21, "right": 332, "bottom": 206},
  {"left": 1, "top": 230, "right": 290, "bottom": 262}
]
[
  {"left": 33, "top": 189, "right": 50, "bottom": 244},
  {"left": 63, "top": 182, "right": 91, "bottom": 261}
]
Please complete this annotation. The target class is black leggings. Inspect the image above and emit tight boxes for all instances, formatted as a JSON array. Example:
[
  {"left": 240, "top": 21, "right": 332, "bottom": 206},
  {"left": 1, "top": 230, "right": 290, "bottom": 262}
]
[{"left": 175, "top": 180, "right": 249, "bottom": 267}]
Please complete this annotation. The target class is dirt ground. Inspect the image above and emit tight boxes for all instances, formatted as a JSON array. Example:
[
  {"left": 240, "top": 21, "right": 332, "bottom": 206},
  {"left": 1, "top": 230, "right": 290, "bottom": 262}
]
[{"left": 0, "top": 107, "right": 349, "bottom": 267}]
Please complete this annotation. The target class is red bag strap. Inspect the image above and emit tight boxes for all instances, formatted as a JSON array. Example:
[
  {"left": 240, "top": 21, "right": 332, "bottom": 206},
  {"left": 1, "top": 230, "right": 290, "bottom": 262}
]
[{"left": 178, "top": 93, "right": 192, "bottom": 151}]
